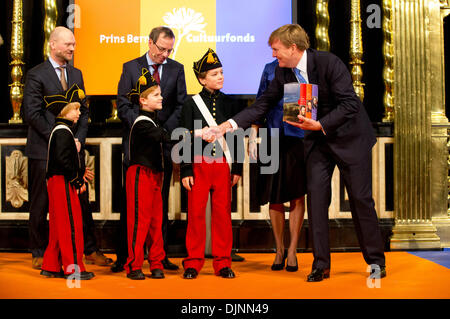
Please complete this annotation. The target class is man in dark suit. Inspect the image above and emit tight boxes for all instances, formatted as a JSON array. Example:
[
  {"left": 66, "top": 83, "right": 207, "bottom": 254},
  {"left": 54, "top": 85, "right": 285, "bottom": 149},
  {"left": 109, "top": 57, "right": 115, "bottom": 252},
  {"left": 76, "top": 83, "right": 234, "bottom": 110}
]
[
  {"left": 210, "top": 24, "right": 386, "bottom": 282},
  {"left": 114, "top": 26, "right": 187, "bottom": 272},
  {"left": 22, "top": 26, "right": 112, "bottom": 269}
]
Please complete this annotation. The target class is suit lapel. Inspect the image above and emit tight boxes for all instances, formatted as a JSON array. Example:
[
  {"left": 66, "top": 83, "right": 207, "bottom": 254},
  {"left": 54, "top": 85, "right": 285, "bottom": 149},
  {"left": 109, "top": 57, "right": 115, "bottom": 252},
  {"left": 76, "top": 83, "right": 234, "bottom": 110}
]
[
  {"left": 159, "top": 59, "right": 173, "bottom": 92},
  {"left": 44, "top": 60, "right": 65, "bottom": 92},
  {"left": 138, "top": 54, "right": 148, "bottom": 70},
  {"left": 66, "top": 64, "right": 75, "bottom": 87},
  {"left": 306, "top": 48, "right": 318, "bottom": 85}
]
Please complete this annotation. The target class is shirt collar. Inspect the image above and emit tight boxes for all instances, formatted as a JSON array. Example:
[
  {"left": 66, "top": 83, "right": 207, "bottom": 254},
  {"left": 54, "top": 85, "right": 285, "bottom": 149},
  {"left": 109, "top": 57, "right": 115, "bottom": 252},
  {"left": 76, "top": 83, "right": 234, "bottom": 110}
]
[
  {"left": 146, "top": 52, "right": 168, "bottom": 67},
  {"left": 295, "top": 50, "right": 307, "bottom": 75},
  {"left": 49, "top": 56, "right": 67, "bottom": 69}
]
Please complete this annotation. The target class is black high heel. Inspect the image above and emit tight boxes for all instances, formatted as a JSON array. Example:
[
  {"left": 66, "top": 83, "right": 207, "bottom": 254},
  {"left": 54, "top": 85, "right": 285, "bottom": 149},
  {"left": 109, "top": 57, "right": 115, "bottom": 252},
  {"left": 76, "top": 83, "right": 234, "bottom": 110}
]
[
  {"left": 285, "top": 255, "right": 298, "bottom": 272},
  {"left": 271, "top": 251, "right": 287, "bottom": 271}
]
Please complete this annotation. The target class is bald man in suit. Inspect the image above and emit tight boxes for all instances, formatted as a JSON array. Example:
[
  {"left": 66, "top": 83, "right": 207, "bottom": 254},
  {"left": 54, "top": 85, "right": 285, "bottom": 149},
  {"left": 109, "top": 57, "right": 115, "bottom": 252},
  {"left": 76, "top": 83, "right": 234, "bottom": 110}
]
[{"left": 22, "top": 26, "right": 111, "bottom": 269}]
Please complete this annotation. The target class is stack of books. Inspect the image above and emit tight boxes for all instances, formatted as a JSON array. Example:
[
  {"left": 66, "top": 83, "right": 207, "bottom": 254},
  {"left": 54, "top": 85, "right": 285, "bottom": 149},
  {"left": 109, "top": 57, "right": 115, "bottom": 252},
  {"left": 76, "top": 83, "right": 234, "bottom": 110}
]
[{"left": 283, "top": 83, "right": 318, "bottom": 122}]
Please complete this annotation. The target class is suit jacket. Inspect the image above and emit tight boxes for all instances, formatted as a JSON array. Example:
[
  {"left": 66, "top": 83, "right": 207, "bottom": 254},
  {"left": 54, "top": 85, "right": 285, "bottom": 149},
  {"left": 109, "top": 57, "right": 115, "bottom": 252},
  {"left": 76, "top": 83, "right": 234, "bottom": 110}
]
[
  {"left": 117, "top": 54, "right": 187, "bottom": 165},
  {"left": 232, "top": 48, "right": 376, "bottom": 164},
  {"left": 22, "top": 60, "right": 89, "bottom": 160}
]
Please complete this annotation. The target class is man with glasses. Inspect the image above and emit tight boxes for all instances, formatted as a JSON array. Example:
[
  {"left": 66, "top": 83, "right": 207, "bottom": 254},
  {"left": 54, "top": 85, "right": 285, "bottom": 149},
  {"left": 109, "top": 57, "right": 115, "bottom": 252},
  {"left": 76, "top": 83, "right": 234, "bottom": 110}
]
[{"left": 114, "top": 26, "right": 187, "bottom": 272}]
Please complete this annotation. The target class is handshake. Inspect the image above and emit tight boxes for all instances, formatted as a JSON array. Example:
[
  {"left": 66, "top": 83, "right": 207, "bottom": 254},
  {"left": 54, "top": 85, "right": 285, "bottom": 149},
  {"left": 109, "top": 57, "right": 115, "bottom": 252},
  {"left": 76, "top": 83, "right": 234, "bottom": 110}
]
[{"left": 194, "top": 122, "right": 234, "bottom": 143}]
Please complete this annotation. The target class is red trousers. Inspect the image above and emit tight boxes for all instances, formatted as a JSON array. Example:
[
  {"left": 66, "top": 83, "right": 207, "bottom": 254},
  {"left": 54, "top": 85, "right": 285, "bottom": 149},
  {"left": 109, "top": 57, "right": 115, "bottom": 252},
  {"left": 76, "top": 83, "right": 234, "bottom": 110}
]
[
  {"left": 42, "top": 175, "right": 86, "bottom": 275},
  {"left": 183, "top": 157, "right": 232, "bottom": 274},
  {"left": 125, "top": 165, "right": 165, "bottom": 273}
]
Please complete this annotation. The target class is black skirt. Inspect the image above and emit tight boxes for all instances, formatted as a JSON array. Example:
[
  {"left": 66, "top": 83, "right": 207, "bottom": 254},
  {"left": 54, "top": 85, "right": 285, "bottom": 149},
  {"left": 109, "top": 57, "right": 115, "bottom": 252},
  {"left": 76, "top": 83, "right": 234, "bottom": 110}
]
[{"left": 256, "top": 135, "right": 306, "bottom": 205}]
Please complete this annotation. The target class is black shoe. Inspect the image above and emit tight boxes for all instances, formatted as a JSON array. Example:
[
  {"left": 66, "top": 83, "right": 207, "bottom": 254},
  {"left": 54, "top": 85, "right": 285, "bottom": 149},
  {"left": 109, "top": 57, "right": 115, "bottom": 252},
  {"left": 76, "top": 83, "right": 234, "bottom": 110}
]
[
  {"left": 127, "top": 269, "right": 145, "bottom": 280},
  {"left": 231, "top": 252, "right": 245, "bottom": 262},
  {"left": 111, "top": 260, "right": 125, "bottom": 273},
  {"left": 271, "top": 251, "right": 287, "bottom": 271},
  {"left": 183, "top": 268, "right": 198, "bottom": 279},
  {"left": 285, "top": 256, "right": 298, "bottom": 272},
  {"left": 307, "top": 268, "right": 330, "bottom": 282},
  {"left": 64, "top": 271, "right": 95, "bottom": 280},
  {"left": 151, "top": 268, "right": 165, "bottom": 279},
  {"left": 162, "top": 257, "right": 179, "bottom": 270},
  {"left": 40, "top": 269, "right": 64, "bottom": 278},
  {"left": 218, "top": 267, "right": 235, "bottom": 278},
  {"left": 370, "top": 265, "right": 386, "bottom": 278}
]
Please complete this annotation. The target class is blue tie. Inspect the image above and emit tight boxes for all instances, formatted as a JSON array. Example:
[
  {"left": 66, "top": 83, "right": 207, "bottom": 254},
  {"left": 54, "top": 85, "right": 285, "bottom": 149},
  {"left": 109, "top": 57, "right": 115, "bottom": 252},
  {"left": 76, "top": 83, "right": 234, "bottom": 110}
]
[{"left": 293, "top": 68, "right": 307, "bottom": 84}]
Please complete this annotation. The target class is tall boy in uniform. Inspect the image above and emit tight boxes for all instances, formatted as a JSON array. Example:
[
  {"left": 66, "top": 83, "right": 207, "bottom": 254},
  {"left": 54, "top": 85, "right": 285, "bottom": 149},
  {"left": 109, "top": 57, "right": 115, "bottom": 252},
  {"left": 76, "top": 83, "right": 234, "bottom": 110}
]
[
  {"left": 124, "top": 69, "right": 170, "bottom": 280},
  {"left": 179, "top": 49, "right": 242, "bottom": 279},
  {"left": 40, "top": 84, "right": 94, "bottom": 280}
]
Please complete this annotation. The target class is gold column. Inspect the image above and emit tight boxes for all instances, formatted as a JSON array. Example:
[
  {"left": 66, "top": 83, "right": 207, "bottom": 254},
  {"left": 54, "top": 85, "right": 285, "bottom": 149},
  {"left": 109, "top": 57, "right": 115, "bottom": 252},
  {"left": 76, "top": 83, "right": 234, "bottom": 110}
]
[
  {"left": 43, "top": 0, "right": 58, "bottom": 59},
  {"left": 382, "top": 0, "right": 395, "bottom": 122},
  {"left": 390, "top": 0, "right": 446, "bottom": 249},
  {"left": 9, "top": 0, "right": 24, "bottom": 124},
  {"left": 106, "top": 99, "right": 120, "bottom": 123},
  {"left": 315, "top": 0, "right": 330, "bottom": 51},
  {"left": 349, "top": 0, "right": 364, "bottom": 101}
]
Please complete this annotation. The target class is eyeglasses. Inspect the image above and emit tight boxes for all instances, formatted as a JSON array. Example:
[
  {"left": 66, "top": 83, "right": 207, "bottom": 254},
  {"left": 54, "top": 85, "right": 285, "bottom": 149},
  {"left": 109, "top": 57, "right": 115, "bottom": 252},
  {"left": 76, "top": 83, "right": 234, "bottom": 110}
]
[{"left": 154, "top": 42, "right": 173, "bottom": 55}]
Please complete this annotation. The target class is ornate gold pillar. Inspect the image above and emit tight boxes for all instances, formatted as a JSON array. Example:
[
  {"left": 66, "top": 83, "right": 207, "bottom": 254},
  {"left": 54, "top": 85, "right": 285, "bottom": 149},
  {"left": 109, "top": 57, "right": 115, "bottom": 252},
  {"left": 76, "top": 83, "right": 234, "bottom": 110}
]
[
  {"left": 43, "top": 0, "right": 58, "bottom": 59},
  {"left": 349, "top": 0, "right": 365, "bottom": 101},
  {"left": 382, "top": 0, "right": 395, "bottom": 122},
  {"left": 9, "top": 0, "right": 24, "bottom": 124},
  {"left": 315, "top": 0, "right": 330, "bottom": 51},
  {"left": 390, "top": 0, "right": 448, "bottom": 249}
]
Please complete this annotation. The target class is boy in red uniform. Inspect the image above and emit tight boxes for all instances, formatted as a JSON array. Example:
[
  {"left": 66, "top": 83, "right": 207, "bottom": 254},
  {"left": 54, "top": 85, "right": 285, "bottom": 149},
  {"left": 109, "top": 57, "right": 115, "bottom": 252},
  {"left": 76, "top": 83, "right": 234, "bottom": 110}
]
[
  {"left": 124, "top": 68, "right": 170, "bottom": 280},
  {"left": 179, "top": 49, "right": 242, "bottom": 279},
  {"left": 40, "top": 84, "right": 94, "bottom": 280}
]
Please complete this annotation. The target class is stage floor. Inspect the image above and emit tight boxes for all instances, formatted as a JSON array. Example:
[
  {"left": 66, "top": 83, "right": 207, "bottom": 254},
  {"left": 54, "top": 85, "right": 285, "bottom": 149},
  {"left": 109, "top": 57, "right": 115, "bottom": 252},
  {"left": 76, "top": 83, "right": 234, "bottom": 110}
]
[{"left": 0, "top": 252, "right": 449, "bottom": 299}]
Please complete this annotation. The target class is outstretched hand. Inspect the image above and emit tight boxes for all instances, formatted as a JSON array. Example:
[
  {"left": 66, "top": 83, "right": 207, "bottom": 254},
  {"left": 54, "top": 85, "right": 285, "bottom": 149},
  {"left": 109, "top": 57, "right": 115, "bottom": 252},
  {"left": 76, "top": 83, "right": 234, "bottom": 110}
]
[
  {"left": 285, "top": 115, "right": 323, "bottom": 131},
  {"left": 199, "top": 122, "right": 234, "bottom": 142}
]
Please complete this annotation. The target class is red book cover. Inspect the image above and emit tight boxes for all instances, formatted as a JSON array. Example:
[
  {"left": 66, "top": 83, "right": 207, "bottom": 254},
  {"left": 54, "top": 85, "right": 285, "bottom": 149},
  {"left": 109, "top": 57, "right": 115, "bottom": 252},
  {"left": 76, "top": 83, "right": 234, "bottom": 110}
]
[
  {"left": 298, "top": 83, "right": 307, "bottom": 117},
  {"left": 305, "top": 84, "right": 313, "bottom": 119}
]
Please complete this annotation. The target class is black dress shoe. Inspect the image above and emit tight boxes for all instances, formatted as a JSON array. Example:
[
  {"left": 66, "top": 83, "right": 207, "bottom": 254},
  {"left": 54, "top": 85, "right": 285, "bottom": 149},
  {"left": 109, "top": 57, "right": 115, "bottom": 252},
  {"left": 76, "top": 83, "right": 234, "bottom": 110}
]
[
  {"left": 218, "top": 267, "right": 235, "bottom": 278},
  {"left": 285, "top": 256, "right": 298, "bottom": 272},
  {"left": 183, "top": 268, "right": 198, "bottom": 279},
  {"left": 271, "top": 251, "right": 287, "bottom": 271},
  {"left": 40, "top": 269, "right": 65, "bottom": 278},
  {"left": 307, "top": 268, "right": 330, "bottom": 282},
  {"left": 151, "top": 268, "right": 165, "bottom": 279},
  {"left": 111, "top": 260, "right": 125, "bottom": 273},
  {"left": 370, "top": 265, "right": 386, "bottom": 278},
  {"left": 127, "top": 269, "right": 145, "bottom": 280},
  {"left": 162, "top": 257, "right": 179, "bottom": 270},
  {"left": 65, "top": 271, "right": 95, "bottom": 280},
  {"left": 231, "top": 252, "right": 245, "bottom": 262}
]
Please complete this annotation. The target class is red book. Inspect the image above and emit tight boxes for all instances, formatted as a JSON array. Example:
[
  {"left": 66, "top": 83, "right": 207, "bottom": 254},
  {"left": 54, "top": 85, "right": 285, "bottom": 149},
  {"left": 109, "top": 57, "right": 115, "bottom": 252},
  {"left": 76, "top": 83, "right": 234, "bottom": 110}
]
[
  {"left": 298, "top": 84, "right": 307, "bottom": 118},
  {"left": 305, "top": 84, "right": 312, "bottom": 119}
]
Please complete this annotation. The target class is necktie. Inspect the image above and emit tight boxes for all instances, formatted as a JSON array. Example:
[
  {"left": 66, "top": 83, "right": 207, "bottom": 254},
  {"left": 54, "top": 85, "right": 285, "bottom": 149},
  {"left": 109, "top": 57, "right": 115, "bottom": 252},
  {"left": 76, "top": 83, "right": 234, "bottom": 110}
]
[
  {"left": 152, "top": 64, "right": 161, "bottom": 84},
  {"left": 57, "top": 66, "right": 68, "bottom": 90},
  {"left": 293, "top": 68, "right": 307, "bottom": 84}
]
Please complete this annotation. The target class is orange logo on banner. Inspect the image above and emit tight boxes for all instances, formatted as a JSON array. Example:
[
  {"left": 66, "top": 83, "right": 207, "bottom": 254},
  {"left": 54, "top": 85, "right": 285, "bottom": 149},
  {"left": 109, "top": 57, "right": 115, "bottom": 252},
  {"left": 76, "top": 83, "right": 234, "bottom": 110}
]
[{"left": 141, "top": 1, "right": 216, "bottom": 94}]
